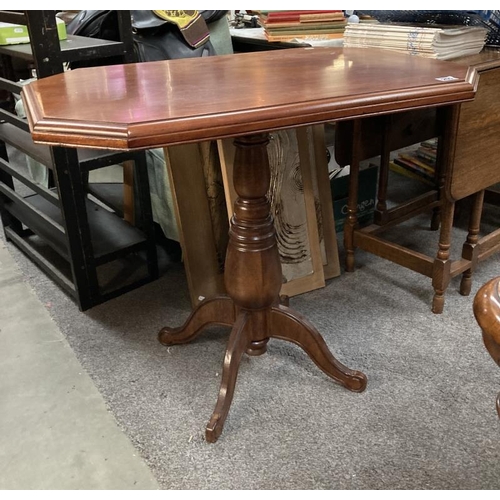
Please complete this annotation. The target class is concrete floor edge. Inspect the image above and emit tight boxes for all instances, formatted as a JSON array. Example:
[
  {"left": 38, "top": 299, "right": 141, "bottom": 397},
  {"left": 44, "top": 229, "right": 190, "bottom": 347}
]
[{"left": 0, "top": 241, "right": 160, "bottom": 490}]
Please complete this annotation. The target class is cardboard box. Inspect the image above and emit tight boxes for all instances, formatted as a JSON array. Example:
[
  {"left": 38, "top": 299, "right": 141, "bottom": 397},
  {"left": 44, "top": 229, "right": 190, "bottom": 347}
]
[
  {"left": 331, "top": 164, "right": 378, "bottom": 232},
  {"left": 0, "top": 18, "right": 67, "bottom": 46}
]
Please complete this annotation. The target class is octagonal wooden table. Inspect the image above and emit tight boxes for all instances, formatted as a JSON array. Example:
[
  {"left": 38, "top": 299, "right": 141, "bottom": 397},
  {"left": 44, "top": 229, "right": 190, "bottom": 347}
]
[{"left": 21, "top": 47, "right": 478, "bottom": 442}]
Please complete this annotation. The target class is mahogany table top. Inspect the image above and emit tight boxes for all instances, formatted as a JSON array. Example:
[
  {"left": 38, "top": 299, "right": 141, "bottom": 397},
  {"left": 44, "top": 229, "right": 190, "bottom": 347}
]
[{"left": 21, "top": 47, "right": 478, "bottom": 150}]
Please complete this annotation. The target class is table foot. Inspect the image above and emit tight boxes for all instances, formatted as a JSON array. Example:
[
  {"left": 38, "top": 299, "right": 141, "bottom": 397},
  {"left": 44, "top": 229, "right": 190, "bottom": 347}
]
[
  {"left": 206, "top": 311, "right": 250, "bottom": 443},
  {"left": 158, "top": 295, "right": 236, "bottom": 346},
  {"left": 460, "top": 271, "right": 472, "bottom": 296},
  {"left": 431, "top": 292, "right": 445, "bottom": 314},
  {"left": 270, "top": 304, "right": 367, "bottom": 392}
]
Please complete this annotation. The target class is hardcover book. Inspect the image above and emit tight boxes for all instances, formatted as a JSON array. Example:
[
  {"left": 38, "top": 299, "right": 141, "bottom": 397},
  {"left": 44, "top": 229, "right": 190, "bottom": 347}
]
[{"left": 257, "top": 9, "right": 347, "bottom": 43}]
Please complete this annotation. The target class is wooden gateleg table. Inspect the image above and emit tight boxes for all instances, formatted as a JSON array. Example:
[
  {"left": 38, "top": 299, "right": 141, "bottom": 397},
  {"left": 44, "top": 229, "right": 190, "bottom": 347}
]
[{"left": 21, "top": 47, "right": 478, "bottom": 442}]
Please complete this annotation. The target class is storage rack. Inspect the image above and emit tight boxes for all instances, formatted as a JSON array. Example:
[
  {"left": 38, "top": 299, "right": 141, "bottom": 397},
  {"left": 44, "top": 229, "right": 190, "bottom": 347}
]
[{"left": 0, "top": 10, "right": 158, "bottom": 311}]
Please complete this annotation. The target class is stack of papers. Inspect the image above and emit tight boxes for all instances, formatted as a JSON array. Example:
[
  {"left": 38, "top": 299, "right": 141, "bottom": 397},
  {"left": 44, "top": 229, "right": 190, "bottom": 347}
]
[{"left": 344, "top": 23, "right": 488, "bottom": 59}]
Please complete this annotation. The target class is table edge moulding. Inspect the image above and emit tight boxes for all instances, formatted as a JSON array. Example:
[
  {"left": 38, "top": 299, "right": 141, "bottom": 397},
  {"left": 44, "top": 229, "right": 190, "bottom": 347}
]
[
  {"left": 21, "top": 47, "right": 478, "bottom": 442},
  {"left": 22, "top": 48, "right": 478, "bottom": 150}
]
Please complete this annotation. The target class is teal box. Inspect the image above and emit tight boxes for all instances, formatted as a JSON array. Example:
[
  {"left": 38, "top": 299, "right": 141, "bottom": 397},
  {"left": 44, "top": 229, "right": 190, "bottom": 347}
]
[{"left": 331, "top": 164, "right": 378, "bottom": 232}]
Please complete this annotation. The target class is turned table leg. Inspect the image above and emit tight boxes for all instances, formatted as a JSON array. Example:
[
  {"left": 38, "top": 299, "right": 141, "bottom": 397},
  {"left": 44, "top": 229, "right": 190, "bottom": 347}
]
[
  {"left": 431, "top": 198, "right": 455, "bottom": 314},
  {"left": 344, "top": 119, "right": 363, "bottom": 272},
  {"left": 374, "top": 116, "right": 391, "bottom": 226},
  {"left": 460, "top": 190, "right": 484, "bottom": 296},
  {"left": 159, "top": 133, "right": 367, "bottom": 442}
]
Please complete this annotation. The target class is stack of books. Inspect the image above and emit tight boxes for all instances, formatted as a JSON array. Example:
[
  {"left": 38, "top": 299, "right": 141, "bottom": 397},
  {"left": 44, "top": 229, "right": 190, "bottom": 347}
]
[
  {"left": 390, "top": 138, "right": 437, "bottom": 186},
  {"left": 257, "top": 10, "right": 347, "bottom": 42},
  {"left": 343, "top": 23, "right": 488, "bottom": 59}
]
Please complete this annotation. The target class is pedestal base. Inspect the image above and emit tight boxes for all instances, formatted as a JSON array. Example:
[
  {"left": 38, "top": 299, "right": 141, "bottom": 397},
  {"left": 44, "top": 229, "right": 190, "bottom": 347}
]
[
  {"left": 159, "top": 133, "right": 367, "bottom": 442},
  {"left": 159, "top": 295, "right": 367, "bottom": 443}
]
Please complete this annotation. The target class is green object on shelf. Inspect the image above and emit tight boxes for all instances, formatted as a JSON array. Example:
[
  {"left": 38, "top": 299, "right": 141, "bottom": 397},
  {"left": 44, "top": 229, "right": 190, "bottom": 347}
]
[{"left": 0, "top": 18, "right": 67, "bottom": 45}]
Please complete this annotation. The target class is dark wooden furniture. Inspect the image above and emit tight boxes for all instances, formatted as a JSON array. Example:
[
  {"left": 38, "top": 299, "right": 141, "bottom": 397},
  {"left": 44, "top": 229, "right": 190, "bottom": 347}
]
[
  {"left": 336, "top": 48, "right": 500, "bottom": 314},
  {"left": 473, "top": 276, "right": 500, "bottom": 417},
  {"left": 0, "top": 11, "right": 158, "bottom": 310},
  {"left": 21, "top": 47, "right": 477, "bottom": 441},
  {"left": 231, "top": 32, "right": 309, "bottom": 52}
]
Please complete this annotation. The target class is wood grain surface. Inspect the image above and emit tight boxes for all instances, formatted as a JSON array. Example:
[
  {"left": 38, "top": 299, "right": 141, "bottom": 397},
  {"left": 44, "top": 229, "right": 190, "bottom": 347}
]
[
  {"left": 446, "top": 65, "right": 500, "bottom": 200},
  {"left": 218, "top": 130, "right": 325, "bottom": 296},
  {"left": 22, "top": 47, "right": 478, "bottom": 150}
]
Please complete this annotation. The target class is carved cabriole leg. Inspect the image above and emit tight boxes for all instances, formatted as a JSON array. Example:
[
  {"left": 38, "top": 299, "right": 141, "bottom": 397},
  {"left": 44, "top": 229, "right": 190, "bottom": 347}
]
[
  {"left": 270, "top": 304, "right": 367, "bottom": 392},
  {"left": 431, "top": 198, "right": 455, "bottom": 314},
  {"left": 158, "top": 296, "right": 236, "bottom": 345},
  {"left": 159, "top": 133, "right": 366, "bottom": 443},
  {"left": 344, "top": 119, "right": 362, "bottom": 272},
  {"left": 460, "top": 190, "right": 484, "bottom": 296},
  {"left": 206, "top": 311, "right": 251, "bottom": 443}
]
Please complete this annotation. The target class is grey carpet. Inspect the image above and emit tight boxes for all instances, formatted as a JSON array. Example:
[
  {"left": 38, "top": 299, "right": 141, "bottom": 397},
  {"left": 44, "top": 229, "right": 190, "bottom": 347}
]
[{"left": 1, "top": 170, "right": 500, "bottom": 489}]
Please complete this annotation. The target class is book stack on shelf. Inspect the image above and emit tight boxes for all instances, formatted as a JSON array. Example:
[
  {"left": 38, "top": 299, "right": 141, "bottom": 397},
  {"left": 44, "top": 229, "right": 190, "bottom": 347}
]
[
  {"left": 344, "top": 23, "right": 488, "bottom": 59},
  {"left": 389, "top": 138, "right": 437, "bottom": 186},
  {"left": 257, "top": 10, "right": 347, "bottom": 42}
]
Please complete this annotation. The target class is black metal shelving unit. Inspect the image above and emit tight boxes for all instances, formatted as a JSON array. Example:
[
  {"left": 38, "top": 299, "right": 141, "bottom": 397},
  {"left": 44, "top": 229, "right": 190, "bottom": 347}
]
[{"left": 0, "top": 10, "right": 158, "bottom": 311}]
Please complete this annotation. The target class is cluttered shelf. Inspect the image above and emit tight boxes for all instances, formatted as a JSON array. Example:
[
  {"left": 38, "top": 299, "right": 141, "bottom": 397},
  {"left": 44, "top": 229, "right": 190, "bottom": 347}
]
[
  {"left": 231, "top": 9, "right": 500, "bottom": 57},
  {"left": 0, "top": 34, "right": 126, "bottom": 62},
  {"left": 0, "top": 10, "right": 157, "bottom": 311}
]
